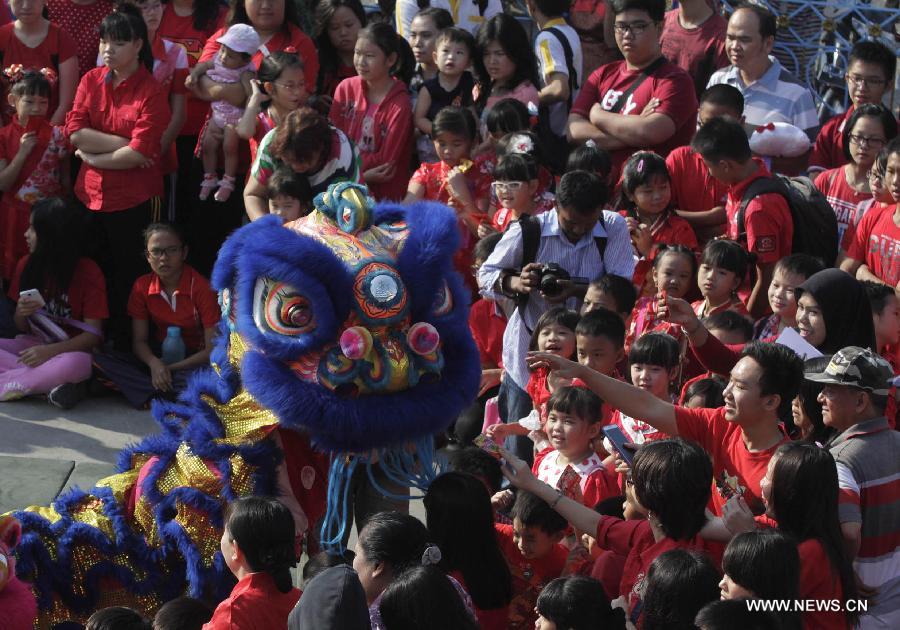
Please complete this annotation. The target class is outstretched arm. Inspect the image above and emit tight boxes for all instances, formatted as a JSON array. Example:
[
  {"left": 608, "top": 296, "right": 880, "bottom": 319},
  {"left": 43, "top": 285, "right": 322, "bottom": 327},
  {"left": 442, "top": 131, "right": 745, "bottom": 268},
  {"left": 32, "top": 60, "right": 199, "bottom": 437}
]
[{"left": 527, "top": 352, "right": 679, "bottom": 436}]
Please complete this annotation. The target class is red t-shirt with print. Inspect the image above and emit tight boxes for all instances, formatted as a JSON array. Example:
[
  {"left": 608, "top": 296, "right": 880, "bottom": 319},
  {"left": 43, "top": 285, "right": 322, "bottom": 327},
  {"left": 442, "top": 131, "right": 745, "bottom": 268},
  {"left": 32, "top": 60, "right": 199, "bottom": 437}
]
[
  {"left": 814, "top": 167, "right": 869, "bottom": 252},
  {"left": 674, "top": 405, "right": 789, "bottom": 515},
  {"left": 495, "top": 523, "right": 567, "bottom": 630},
  {"left": 571, "top": 58, "right": 698, "bottom": 179},
  {"left": 846, "top": 204, "right": 900, "bottom": 286},
  {"left": 725, "top": 159, "right": 793, "bottom": 266},
  {"left": 666, "top": 145, "right": 729, "bottom": 214}
]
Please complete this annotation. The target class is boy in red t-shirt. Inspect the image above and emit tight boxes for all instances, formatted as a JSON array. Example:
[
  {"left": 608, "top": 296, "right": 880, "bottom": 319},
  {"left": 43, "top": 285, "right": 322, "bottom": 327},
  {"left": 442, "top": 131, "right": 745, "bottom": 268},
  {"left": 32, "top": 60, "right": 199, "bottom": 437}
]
[
  {"left": 526, "top": 340, "right": 804, "bottom": 516},
  {"left": 809, "top": 41, "right": 896, "bottom": 174},
  {"left": 667, "top": 84, "right": 742, "bottom": 243},
  {"left": 691, "top": 117, "right": 792, "bottom": 318},
  {"left": 567, "top": 0, "right": 698, "bottom": 180},
  {"left": 495, "top": 490, "right": 569, "bottom": 629}
]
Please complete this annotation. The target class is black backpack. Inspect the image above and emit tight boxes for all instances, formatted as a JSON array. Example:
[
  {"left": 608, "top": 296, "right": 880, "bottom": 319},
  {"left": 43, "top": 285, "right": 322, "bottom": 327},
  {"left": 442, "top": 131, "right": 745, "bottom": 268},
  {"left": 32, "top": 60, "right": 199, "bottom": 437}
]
[
  {"left": 536, "top": 27, "right": 579, "bottom": 175},
  {"left": 513, "top": 213, "right": 607, "bottom": 311},
  {"left": 735, "top": 175, "right": 838, "bottom": 266}
]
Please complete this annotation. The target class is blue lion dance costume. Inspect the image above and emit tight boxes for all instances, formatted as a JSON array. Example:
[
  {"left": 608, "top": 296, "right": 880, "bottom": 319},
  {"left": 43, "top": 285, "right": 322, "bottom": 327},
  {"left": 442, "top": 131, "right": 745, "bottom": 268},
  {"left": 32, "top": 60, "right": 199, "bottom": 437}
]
[{"left": 11, "top": 182, "right": 481, "bottom": 627}]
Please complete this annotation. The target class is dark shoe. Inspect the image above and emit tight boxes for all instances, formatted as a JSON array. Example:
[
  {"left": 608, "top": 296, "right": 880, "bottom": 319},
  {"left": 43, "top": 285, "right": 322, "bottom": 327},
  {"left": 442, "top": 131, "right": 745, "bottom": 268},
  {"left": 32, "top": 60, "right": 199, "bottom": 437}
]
[{"left": 48, "top": 381, "right": 87, "bottom": 410}]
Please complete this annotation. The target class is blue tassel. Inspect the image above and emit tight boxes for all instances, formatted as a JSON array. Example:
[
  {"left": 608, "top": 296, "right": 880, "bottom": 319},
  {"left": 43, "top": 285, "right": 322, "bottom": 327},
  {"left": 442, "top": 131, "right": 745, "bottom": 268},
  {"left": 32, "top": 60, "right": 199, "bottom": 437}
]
[{"left": 320, "top": 455, "right": 359, "bottom": 554}]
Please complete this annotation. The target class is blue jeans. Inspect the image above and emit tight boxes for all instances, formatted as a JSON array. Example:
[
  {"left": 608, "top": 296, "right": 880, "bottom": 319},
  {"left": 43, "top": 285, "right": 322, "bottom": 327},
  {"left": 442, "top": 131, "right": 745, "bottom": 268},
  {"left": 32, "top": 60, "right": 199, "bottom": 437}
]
[{"left": 498, "top": 377, "right": 535, "bottom": 466}]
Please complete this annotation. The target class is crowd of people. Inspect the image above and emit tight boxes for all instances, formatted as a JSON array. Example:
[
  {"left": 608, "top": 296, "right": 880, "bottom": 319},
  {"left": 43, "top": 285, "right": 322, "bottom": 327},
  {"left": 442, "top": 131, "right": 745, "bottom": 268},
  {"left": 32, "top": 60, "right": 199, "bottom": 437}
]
[{"left": 0, "top": 0, "right": 898, "bottom": 627}]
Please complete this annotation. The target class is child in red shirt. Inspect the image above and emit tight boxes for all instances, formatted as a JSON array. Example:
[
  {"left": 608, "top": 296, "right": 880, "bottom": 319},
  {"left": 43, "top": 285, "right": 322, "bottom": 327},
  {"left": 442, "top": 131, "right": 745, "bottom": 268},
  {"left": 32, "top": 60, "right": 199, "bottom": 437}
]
[
  {"left": 330, "top": 22, "right": 412, "bottom": 201},
  {"left": 205, "top": 496, "right": 301, "bottom": 630},
  {"left": 0, "top": 69, "right": 71, "bottom": 281},
  {"left": 495, "top": 490, "right": 569, "bottom": 630},
  {"left": 574, "top": 308, "right": 626, "bottom": 427},
  {"left": 236, "top": 52, "right": 307, "bottom": 165},
  {"left": 616, "top": 151, "right": 698, "bottom": 294},
  {"left": 487, "top": 153, "right": 540, "bottom": 234},
  {"left": 626, "top": 245, "right": 696, "bottom": 351},
  {"left": 532, "top": 386, "right": 618, "bottom": 509},
  {"left": 814, "top": 104, "right": 897, "bottom": 251},
  {"left": 0, "top": 0, "right": 78, "bottom": 125},
  {"left": 405, "top": 106, "right": 489, "bottom": 286},
  {"left": 692, "top": 239, "right": 751, "bottom": 320},
  {"left": 93, "top": 223, "right": 220, "bottom": 408}
]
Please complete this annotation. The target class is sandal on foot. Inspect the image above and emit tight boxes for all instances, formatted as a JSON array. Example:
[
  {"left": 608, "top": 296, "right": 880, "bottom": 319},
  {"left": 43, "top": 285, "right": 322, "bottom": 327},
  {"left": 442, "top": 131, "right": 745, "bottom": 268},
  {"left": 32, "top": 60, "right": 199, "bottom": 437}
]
[
  {"left": 199, "top": 173, "right": 218, "bottom": 200},
  {"left": 214, "top": 175, "right": 236, "bottom": 202}
]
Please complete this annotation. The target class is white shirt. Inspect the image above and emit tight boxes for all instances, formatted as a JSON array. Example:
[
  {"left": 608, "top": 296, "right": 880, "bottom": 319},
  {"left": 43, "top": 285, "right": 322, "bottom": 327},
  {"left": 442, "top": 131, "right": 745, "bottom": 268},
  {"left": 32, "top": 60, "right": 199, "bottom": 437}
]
[{"left": 395, "top": 0, "right": 503, "bottom": 39}]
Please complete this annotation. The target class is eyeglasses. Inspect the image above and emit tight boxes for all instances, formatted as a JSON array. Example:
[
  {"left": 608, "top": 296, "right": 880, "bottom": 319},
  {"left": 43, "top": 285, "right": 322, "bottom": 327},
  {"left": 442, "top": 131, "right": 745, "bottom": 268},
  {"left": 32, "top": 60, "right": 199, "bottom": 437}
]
[
  {"left": 491, "top": 181, "right": 524, "bottom": 194},
  {"left": 846, "top": 74, "right": 886, "bottom": 88},
  {"left": 613, "top": 21, "right": 653, "bottom": 36},
  {"left": 147, "top": 246, "right": 182, "bottom": 259},
  {"left": 274, "top": 82, "right": 306, "bottom": 93},
  {"left": 849, "top": 134, "right": 886, "bottom": 148}
]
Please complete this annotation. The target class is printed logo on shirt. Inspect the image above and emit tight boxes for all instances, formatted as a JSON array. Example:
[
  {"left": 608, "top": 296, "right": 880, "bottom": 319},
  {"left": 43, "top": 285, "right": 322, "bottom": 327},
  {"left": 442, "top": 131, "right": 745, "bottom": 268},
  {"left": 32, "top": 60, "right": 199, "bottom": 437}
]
[
  {"left": 600, "top": 89, "right": 637, "bottom": 115},
  {"left": 867, "top": 232, "right": 900, "bottom": 287},
  {"left": 756, "top": 235, "right": 776, "bottom": 253}
]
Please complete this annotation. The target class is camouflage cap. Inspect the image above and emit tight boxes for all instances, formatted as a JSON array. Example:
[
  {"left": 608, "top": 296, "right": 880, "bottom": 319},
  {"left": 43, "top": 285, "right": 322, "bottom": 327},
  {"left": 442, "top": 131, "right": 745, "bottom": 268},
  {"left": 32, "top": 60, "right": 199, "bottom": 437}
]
[{"left": 804, "top": 346, "right": 894, "bottom": 396}]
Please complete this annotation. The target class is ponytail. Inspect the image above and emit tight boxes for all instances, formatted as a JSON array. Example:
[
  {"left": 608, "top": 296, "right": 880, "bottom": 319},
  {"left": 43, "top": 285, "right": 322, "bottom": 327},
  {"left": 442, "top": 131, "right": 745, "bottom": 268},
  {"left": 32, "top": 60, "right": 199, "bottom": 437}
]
[{"left": 225, "top": 497, "right": 297, "bottom": 594}]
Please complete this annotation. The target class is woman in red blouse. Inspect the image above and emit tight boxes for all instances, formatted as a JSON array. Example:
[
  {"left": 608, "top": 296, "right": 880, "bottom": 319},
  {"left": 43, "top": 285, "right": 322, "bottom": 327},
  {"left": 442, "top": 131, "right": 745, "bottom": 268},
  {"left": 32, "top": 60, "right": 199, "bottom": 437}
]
[{"left": 66, "top": 4, "right": 169, "bottom": 347}]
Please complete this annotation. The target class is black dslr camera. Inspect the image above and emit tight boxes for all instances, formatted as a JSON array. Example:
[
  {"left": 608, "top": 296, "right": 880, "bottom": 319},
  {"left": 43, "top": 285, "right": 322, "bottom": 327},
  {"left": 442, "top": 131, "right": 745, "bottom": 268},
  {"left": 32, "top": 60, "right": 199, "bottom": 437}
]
[{"left": 537, "top": 263, "right": 571, "bottom": 298}]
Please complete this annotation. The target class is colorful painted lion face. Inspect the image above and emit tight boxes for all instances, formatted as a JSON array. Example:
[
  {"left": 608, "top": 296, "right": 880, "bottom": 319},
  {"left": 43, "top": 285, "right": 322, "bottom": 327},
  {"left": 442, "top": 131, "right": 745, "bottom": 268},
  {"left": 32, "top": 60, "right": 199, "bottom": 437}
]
[{"left": 211, "top": 183, "right": 480, "bottom": 452}]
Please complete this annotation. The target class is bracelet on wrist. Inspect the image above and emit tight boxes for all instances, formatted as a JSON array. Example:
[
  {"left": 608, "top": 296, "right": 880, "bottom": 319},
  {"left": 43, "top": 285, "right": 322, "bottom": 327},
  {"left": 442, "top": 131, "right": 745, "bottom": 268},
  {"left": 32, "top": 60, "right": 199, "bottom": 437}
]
[{"left": 550, "top": 490, "right": 564, "bottom": 509}]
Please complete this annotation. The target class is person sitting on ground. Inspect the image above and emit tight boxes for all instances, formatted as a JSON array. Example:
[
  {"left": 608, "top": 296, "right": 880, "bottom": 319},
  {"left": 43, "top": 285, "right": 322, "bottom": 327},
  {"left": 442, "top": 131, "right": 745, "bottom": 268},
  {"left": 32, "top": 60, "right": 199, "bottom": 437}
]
[
  {"left": 0, "top": 198, "right": 105, "bottom": 409},
  {"left": 93, "top": 223, "right": 219, "bottom": 409}
]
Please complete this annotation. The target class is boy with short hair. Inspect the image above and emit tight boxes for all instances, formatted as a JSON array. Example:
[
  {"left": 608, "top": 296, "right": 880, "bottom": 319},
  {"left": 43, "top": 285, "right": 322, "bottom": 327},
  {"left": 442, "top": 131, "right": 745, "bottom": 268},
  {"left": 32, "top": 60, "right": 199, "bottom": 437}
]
[
  {"left": 495, "top": 489, "right": 569, "bottom": 629},
  {"left": 413, "top": 27, "right": 476, "bottom": 137},
  {"left": 667, "top": 84, "right": 744, "bottom": 241},
  {"left": 691, "top": 116, "right": 793, "bottom": 318},
  {"left": 809, "top": 41, "right": 897, "bottom": 173},
  {"left": 581, "top": 275, "right": 637, "bottom": 321},
  {"left": 575, "top": 308, "right": 626, "bottom": 378}
]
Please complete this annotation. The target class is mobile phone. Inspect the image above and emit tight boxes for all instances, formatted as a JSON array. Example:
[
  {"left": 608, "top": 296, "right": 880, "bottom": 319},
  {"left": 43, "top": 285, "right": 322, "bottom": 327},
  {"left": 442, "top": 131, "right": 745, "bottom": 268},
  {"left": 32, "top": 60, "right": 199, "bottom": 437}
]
[
  {"left": 602, "top": 425, "right": 636, "bottom": 467},
  {"left": 19, "top": 288, "right": 45, "bottom": 307},
  {"left": 25, "top": 116, "right": 44, "bottom": 134}
]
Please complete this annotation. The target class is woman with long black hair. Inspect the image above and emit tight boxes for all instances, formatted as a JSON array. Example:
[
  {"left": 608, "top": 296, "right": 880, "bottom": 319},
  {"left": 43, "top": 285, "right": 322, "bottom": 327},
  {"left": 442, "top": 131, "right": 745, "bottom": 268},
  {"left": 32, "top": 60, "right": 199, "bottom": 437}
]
[{"left": 0, "top": 198, "right": 106, "bottom": 408}]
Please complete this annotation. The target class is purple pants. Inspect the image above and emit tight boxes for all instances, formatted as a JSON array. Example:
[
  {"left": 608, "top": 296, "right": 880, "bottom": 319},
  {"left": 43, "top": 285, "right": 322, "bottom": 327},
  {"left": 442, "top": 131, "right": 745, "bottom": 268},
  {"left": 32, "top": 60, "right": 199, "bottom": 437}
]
[{"left": 0, "top": 335, "right": 91, "bottom": 400}]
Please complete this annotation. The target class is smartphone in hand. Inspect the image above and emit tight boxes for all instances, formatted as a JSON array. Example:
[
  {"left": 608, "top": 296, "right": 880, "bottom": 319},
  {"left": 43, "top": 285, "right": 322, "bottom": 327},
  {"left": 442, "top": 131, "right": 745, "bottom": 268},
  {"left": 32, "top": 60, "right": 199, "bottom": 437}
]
[
  {"left": 602, "top": 425, "right": 636, "bottom": 467},
  {"left": 19, "top": 288, "right": 45, "bottom": 308}
]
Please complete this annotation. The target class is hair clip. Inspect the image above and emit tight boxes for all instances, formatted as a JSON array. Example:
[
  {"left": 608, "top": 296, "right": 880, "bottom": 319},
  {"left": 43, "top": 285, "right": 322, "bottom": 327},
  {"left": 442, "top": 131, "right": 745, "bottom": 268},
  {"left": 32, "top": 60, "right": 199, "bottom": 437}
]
[
  {"left": 283, "top": 46, "right": 297, "bottom": 54},
  {"left": 636, "top": 159, "right": 644, "bottom": 173},
  {"left": 585, "top": 139, "right": 597, "bottom": 149},
  {"left": 755, "top": 122, "right": 776, "bottom": 133},
  {"left": 3, "top": 64, "right": 24, "bottom": 84},
  {"left": 39, "top": 67, "right": 57, "bottom": 87},
  {"left": 509, "top": 133, "right": 534, "bottom": 156},
  {"left": 421, "top": 545, "right": 442, "bottom": 566}
]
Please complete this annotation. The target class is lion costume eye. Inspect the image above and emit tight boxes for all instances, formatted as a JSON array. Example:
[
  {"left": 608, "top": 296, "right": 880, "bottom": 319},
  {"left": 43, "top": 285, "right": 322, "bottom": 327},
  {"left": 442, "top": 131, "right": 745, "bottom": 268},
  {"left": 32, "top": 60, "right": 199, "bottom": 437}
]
[
  {"left": 432, "top": 281, "right": 453, "bottom": 317},
  {"left": 254, "top": 278, "right": 316, "bottom": 336}
]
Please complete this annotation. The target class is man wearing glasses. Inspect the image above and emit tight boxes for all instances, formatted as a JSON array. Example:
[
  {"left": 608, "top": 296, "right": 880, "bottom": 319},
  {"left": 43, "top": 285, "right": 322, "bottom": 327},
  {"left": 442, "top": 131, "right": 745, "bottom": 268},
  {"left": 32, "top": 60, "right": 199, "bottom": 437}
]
[
  {"left": 706, "top": 4, "right": 818, "bottom": 145},
  {"left": 566, "top": 0, "right": 698, "bottom": 182},
  {"left": 809, "top": 40, "right": 896, "bottom": 175}
]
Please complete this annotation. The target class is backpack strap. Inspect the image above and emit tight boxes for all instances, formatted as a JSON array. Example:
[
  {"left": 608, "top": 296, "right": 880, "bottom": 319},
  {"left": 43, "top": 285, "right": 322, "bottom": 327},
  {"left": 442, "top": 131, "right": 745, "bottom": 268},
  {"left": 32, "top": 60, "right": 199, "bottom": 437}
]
[
  {"left": 594, "top": 212, "right": 608, "bottom": 267},
  {"left": 608, "top": 56, "right": 666, "bottom": 114},
  {"left": 735, "top": 177, "right": 785, "bottom": 245},
  {"left": 543, "top": 26, "right": 578, "bottom": 110}
]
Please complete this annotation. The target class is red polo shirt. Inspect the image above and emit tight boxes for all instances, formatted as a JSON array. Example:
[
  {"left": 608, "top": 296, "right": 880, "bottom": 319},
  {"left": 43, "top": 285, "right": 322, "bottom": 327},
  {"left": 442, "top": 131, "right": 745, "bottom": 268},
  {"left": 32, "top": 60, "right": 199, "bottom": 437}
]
[
  {"left": 127, "top": 264, "right": 220, "bottom": 353},
  {"left": 66, "top": 65, "right": 170, "bottom": 212},
  {"left": 666, "top": 145, "right": 729, "bottom": 214}
]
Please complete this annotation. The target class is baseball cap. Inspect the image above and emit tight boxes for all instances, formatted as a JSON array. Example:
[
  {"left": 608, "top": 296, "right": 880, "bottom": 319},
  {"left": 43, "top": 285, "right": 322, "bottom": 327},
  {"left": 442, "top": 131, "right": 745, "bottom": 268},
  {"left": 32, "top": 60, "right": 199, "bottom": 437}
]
[
  {"left": 804, "top": 346, "right": 894, "bottom": 396},
  {"left": 216, "top": 24, "right": 261, "bottom": 56}
]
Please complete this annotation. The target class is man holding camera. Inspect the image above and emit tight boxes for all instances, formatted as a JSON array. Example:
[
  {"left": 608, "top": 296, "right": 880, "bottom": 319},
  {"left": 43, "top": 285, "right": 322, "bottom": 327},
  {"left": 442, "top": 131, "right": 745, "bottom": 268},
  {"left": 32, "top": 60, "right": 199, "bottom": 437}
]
[{"left": 478, "top": 170, "right": 634, "bottom": 462}]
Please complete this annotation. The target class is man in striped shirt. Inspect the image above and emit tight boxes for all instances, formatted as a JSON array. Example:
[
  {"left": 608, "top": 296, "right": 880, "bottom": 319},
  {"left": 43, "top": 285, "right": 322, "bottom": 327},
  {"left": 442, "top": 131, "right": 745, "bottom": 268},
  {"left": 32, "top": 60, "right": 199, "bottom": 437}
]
[
  {"left": 706, "top": 3, "right": 818, "bottom": 144},
  {"left": 807, "top": 347, "right": 900, "bottom": 628}
]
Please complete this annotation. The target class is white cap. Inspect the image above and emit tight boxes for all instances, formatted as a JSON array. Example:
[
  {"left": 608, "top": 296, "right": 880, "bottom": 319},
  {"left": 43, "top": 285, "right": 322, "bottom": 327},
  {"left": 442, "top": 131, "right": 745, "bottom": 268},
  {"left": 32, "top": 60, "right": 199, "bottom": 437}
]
[{"left": 216, "top": 24, "right": 261, "bottom": 56}]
